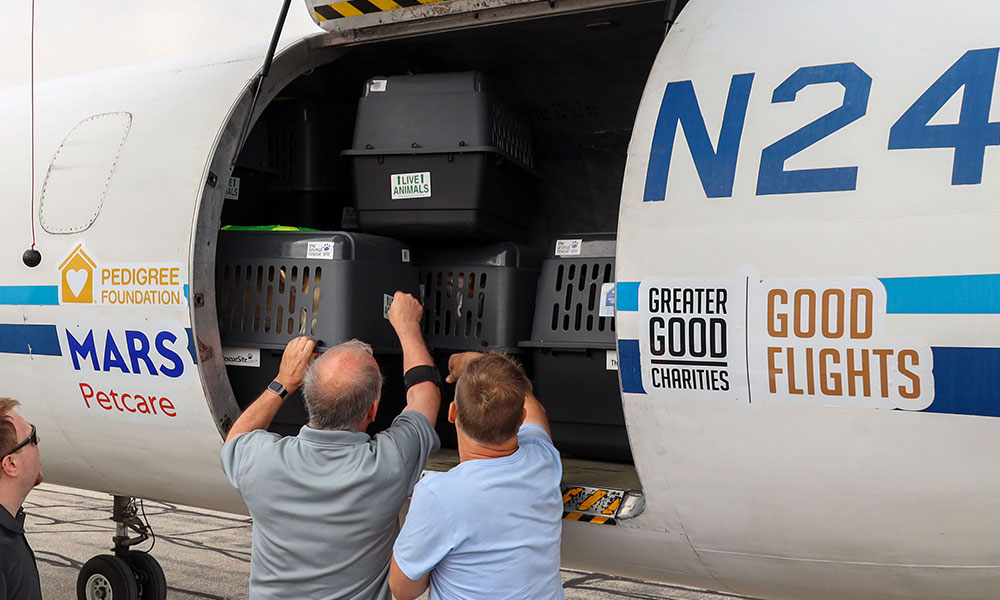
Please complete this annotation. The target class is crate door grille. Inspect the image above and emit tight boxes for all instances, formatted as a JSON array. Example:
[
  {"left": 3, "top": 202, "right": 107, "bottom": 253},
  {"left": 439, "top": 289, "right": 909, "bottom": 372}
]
[
  {"left": 218, "top": 261, "right": 323, "bottom": 344},
  {"left": 549, "top": 260, "right": 615, "bottom": 334},
  {"left": 422, "top": 269, "right": 488, "bottom": 344}
]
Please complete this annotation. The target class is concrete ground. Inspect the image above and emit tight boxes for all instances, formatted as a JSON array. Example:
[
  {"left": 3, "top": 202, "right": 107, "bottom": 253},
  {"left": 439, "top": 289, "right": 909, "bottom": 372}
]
[{"left": 25, "top": 483, "right": 751, "bottom": 600}]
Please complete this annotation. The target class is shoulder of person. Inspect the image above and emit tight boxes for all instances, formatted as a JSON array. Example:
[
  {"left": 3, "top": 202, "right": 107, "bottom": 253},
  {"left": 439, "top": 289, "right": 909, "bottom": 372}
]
[
  {"left": 375, "top": 411, "right": 439, "bottom": 449},
  {"left": 224, "top": 429, "right": 282, "bottom": 452},
  {"left": 518, "top": 423, "right": 555, "bottom": 446},
  {"left": 518, "top": 425, "right": 561, "bottom": 462},
  {"left": 413, "top": 469, "right": 464, "bottom": 498},
  {"left": 391, "top": 410, "right": 436, "bottom": 431}
]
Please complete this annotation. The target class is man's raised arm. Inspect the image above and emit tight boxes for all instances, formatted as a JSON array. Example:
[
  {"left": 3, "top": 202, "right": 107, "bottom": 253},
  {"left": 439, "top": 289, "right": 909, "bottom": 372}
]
[
  {"left": 225, "top": 336, "right": 316, "bottom": 443},
  {"left": 388, "top": 291, "right": 441, "bottom": 426}
]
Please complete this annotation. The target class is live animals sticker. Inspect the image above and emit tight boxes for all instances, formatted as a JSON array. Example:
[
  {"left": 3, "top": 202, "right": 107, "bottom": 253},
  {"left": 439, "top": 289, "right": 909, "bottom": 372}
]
[
  {"left": 391, "top": 172, "right": 431, "bottom": 199},
  {"left": 225, "top": 177, "right": 240, "bottom": 200}
]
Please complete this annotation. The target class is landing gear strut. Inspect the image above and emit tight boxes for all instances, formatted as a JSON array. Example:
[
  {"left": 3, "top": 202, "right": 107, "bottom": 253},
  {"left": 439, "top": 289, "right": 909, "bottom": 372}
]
[{"left": 76, "top": 495, "right": 167, "bottom": 600}]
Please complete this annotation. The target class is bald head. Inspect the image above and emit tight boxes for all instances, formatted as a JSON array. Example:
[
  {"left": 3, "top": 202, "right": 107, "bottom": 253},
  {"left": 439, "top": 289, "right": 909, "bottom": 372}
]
[{"left": 302, "top": 340, "right": 383, "bottom": 431}]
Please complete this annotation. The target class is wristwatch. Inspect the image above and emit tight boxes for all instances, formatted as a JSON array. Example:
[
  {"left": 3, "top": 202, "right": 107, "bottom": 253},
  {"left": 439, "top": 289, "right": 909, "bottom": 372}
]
[
  {"left": 266, "top": 380, "right": 289, "bottom": 399},
  {"left": 404, "top": 365, "right": 443, "bottom": 391}
]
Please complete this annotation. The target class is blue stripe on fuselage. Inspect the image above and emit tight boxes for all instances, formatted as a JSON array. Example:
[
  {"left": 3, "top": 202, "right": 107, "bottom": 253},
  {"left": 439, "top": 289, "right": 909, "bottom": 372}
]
[
  {"left": 0, "top": 286, "right": 59, "bottom": 305},
  {"left": 618, "top": 337, "right": 1000, "bottom": 418},
  {"left": 0, "top": 324, "right": 62, "bottom": 356},
  {"left": 617, "top": 273, "right": 1000, "bottom": 313}
]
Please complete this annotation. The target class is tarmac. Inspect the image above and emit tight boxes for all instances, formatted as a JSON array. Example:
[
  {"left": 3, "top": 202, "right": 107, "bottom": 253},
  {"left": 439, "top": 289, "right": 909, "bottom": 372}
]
[{"left": 26, "top": 483, "right": 752, "bottom": 600}]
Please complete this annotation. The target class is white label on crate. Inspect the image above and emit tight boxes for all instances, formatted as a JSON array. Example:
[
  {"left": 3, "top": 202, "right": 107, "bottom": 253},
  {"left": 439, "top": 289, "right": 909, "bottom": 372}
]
[
  {"left": 341, "top": 207, "right": 359, "bottom": 229},
  {"left": 383, "top": 294, "right": 394, "bottom": 319},
  {"left": 391, "top": 172, "right": 432, "bottom": 199},
  {"left": 223, "top": 347, "right": 260, "bottom": 368},
  {"left": 555, "top": 239, "right": 583, "bottom": 256},
  {"left": 600, "top": 282, "right": 616, "bottom": 317},
  {"left": 225, "top": 177, "right": 240, "bottom": 200},
  {"left": 401, "top": 249, "right": 411, "bottom": 263},
  {"left": 606, "top": 350, "right": 619, "bottom": 371},
  {"left": 307, "top": 241, "right": 335, "bottom": 260},
  {"left": 369, "top": 79, "right": 388, "bottom": 93}
]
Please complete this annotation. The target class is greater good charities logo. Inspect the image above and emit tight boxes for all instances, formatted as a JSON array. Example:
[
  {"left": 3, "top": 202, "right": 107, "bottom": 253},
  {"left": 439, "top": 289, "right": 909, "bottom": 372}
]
[
  {"left": 390, "top": 171, "right": 431, "bottom": 199},
  {"left": 638, "top": 271, "right": 934, "bottom": 411},
  {"left": 58, "top": 242, "right": 187, "bottom": 308}
]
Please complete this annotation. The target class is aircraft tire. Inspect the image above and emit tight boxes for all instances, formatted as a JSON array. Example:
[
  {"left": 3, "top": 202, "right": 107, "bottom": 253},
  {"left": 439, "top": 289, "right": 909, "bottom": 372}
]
[
  {"left": 77, "top": 554, "right": 139, "bottom": 600},
  {"left": 127, "top": 551, "right": 167, "bottom": 600}
]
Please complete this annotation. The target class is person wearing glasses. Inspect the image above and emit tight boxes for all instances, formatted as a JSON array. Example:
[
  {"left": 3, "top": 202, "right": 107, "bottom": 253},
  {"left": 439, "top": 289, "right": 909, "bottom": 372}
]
[
  {"left": 0, "top": 397, "right": 43, "bottom": 600},
  {"left": 220, "top": 291, "right": 442, "bottom": 600}
]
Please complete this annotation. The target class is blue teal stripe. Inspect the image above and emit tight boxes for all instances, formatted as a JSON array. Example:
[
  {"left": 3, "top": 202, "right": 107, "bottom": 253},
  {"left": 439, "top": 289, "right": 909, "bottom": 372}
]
[
  {"left": 0, "top": 286, "right": 59, "bottom": 305},
  {"left": 0, "top": 324, "right": 61, "bottom": 356},
  {"left": 616, "top": 282, "right": 639, "bottom": 311},
  {"left": 617, "top": 339, "right": 644, "bottom": 394},
  {"left": 618, "top": 337, "right": 1000, "bottom": 418},
  {"left": 618, "top": 275, "right": 1000, "bottom": 314},
  {"left": 928, "top": 347, "right": 1000, "bottom": 417},
  {"left": 879, "top": 274, "right": 1000, "bottom": 314}
]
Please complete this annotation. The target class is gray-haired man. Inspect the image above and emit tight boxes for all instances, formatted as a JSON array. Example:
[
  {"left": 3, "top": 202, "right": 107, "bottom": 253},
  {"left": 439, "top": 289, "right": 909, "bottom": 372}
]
[{"left": 221, "top": 291, "right": 441, "bottom": 600}]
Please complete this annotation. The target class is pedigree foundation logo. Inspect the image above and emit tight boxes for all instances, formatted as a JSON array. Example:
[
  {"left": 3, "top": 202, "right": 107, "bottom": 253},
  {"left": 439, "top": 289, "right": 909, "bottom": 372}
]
[
  {"left": 58, "top": 242, "right": 188, "bottom": 308},
  {"left": 59, "top": 244, "right": 97, "bottom": 304}
]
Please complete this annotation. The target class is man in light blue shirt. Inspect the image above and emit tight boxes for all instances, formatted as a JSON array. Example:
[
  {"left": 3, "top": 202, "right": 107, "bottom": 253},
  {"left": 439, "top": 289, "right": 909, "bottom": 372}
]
[
  {"left": 221, "top": 292, "right": 442, "bottom": 600},
  {"left": 390, "top": 352, "right": 564, "bottom": 600}
]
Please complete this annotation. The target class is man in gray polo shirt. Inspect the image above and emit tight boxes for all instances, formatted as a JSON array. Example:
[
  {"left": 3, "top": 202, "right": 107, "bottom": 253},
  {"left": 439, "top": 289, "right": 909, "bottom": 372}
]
[{"left": 221, "top": 291, "right": 441, "bottom": 600}]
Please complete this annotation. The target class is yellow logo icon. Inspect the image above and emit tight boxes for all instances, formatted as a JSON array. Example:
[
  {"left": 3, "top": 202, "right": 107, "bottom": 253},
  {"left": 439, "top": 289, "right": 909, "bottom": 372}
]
[{"left": 58, "top": 243, "right": 97, "bottom": 304}]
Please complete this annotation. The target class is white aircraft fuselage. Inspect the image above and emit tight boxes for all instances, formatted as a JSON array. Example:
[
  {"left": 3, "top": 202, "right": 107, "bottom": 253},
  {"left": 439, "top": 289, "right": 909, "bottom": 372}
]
[{"left": 1, "top": 1, "right": 998, "bottom": 599}]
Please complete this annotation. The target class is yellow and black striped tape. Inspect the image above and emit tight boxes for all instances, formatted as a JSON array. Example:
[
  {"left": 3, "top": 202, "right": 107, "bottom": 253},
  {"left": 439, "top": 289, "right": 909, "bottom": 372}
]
[
  {"left": 313, "top": 0, "right": 444, "bottom": 20},
  {"left": 563, "top": 511, "right": 616, "bottom": 525},
  {"left": 561, "top": 487, "right": 622, "bottom": 526}
]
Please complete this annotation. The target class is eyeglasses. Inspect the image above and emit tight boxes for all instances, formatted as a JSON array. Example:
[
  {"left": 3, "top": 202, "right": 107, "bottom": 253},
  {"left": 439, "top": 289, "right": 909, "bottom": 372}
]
[{"left": 5, "top": 424, "right": 38, "bottom": 457}]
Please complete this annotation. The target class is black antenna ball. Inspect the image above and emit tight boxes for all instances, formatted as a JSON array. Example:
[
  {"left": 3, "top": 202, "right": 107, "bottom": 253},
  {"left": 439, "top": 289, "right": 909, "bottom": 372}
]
[{"left": 22, "top": 248, "right": 41, "bottom": 268}]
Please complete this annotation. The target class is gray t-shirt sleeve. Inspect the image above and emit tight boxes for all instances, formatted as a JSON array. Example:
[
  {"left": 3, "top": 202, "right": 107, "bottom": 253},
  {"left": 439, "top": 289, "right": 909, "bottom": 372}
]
[
  {"left": 375, "top": 411, "right": 441, "bottom": 492},
  {"left": 220, "top": 430, "right": 276, "bottom": 492}
]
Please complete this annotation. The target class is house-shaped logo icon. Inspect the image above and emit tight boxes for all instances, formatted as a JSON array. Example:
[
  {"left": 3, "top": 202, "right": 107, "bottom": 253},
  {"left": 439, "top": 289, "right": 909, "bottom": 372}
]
[{"left": 58, "top": 243, "right": 97, "bottom": 304}]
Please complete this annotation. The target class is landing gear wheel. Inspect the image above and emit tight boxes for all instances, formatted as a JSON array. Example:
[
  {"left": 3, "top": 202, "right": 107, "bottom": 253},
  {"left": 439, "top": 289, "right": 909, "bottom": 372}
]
[
  {"left": 77, "top": 554, "right": 139, "bottom": 600},
  {"left": 126, "top": 551, "right": 167, "bottom": 600}
]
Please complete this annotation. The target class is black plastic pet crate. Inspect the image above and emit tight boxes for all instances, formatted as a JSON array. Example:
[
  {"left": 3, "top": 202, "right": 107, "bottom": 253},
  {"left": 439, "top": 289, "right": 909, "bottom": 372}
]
[
  {"left": 216, "top": 230, "right": 418, "bottom": 352},
  {"left": 216, "top": 230, "right": 419, "bottom": 435},
  {"left": 417, "top": 243, "right": 540, "bottom": 353},
  {"left": 520, "top": 233, "right": 631, "bottom": 462},
  {"left": 344, "top": 72, "right": 536, "bottom": 240}
]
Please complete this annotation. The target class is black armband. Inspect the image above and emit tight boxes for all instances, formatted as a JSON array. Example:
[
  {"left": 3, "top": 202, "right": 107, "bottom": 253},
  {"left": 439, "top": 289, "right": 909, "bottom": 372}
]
[{"left": 404, "top": 365, "right": 443, "bottom": 392}]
